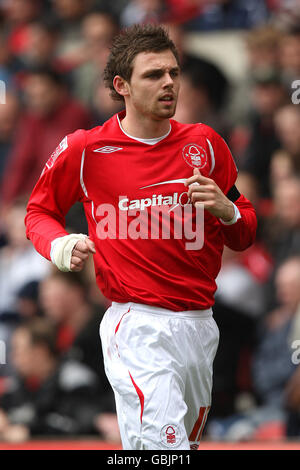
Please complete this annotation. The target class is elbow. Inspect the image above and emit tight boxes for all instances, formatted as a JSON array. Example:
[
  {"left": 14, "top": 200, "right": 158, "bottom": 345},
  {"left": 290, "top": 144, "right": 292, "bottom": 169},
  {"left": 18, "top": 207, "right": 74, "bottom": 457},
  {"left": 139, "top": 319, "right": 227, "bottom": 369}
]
[
  {"left": 231, "top": 236, "right": 256, "bottom": 252},
  {"left": 223, "top": 218, "right": 257, "bottom": 252}
]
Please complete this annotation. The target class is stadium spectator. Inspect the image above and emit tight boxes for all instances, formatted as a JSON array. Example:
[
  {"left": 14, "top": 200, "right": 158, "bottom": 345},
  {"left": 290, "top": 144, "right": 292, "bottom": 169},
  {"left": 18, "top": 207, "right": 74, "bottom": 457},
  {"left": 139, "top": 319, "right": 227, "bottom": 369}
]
[
  {"left": 39, "top": 270, "right": 113, "bottom": 396},
  {"left": 2, "top": 0, "right": 43, "bottom": 57},
  {"left": 209, "top": 235, "right": 271, "bottom": 419},
  {"left": 245, "top": 26, "right": 282, "bottom": 72},
  {"left": 286, "top": 364, "right": 300, "bottom": 437},
  {"left": 226, "top": 25, "right": 283, "bottom": 128},
  {"left": 120, "top": 0, "right": 164, "bottom": 27},
  {"left": 174, "top": 54, "right": 230, "bottom": 137},
  {"left": 0, "top": 318, "right": 116, "bottom": 441},
  {"left": 72, "top": 10, "right": 119, "bottom": 107},
  {"left": 52, "top": 0, "right": 95, "bottom": 22},
  {"left": 279, "top": 27, "right": 300, "bottom": 91},
  {"left": 252, "top": 257, "right": 300, "bottom": 407},
  {"left": 120, "top": 0, "right": 200, "bottom": 27},
  {"left": 207, "top": 256, "right": 300, "bottom": 441},
  {"left": 16, "top": 280, "right": 41, "bottom": 320},
  {"left": 185, "top": 0, "right": 270, "bottom": 31},
  {"left": 215, "top": 246, "right": 269, "bottom": 319},
  {"left": 0, "top": 91, "right": 19, "bottom": 185},
  {"left": 0, "top": 279, "right": 41, "bottom": 380},
  {"left": 51, "top": 0, "right": 97, "bottom": 66},
  {"left": 0, "top": 30, "right": 25, "bottom": 88},
  {"left": 18, "top": 18, "right": 64, "bottom": 71},
  {"left": 285, "top": 294, "right": 300, "bottom": 438},
  {"left": 38, "top": 270, "right": 118, "bottom": 440},
  {"left": 0, "top": 198, "right": 50, "bottom": 316},
  {"left": 262, "top": 177, "right": 300, "bottom": 312},
  {"left": 0, "top": 67, "right": 92, "bottom": 206},
  {"left": 272, "top": 2, "right": 300, "bottom": 36},
  {"left": 267, "top": 177, "right": 300, "bottom": 265},
  {"left": 239, "top": 69, "right": 289, "bottom": 199},
  {"left": 271, "top": 105, "right": 300, "bottom": 182},
  {"left": 162, "top": 0, "right": 200, "bottom": 25}
]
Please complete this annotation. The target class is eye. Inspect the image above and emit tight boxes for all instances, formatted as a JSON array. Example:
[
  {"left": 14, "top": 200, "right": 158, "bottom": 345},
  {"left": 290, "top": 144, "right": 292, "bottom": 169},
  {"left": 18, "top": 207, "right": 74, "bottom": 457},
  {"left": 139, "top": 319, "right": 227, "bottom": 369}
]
[
  {"left": 170, "top": 70, "right": 179, "bottom": 78},
  {"left": 147, "top": 72, "right": 162, "bottom": 79}
]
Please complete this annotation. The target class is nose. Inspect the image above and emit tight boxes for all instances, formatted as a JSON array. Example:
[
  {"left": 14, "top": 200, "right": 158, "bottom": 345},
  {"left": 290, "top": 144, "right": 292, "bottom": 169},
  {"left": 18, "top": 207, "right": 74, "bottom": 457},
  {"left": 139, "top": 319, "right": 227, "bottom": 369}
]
[{"left": 163, "top": 72, "right": 174, "bottom": 88}]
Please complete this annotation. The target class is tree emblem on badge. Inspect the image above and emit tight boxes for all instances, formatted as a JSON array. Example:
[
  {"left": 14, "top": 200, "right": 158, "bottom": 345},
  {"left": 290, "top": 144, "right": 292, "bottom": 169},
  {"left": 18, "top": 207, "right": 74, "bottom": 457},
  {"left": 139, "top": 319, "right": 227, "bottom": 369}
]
[{"left": 182, "top": 143, "right": 207, "bottom": 169}]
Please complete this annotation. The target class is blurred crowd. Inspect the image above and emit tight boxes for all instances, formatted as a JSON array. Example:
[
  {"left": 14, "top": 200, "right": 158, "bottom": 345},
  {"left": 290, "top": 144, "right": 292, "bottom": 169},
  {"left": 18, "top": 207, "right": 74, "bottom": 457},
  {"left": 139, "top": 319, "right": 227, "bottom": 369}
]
[{"left": 0, "top": 0, "right": 300, "bottom": 444}]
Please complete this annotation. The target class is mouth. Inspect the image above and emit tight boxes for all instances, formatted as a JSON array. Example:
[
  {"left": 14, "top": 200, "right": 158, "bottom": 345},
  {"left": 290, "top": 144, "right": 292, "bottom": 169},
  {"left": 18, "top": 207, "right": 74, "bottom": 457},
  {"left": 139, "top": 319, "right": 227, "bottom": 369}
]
[{"left": 159, "top": 94, "right": 175, "bottom": 105}]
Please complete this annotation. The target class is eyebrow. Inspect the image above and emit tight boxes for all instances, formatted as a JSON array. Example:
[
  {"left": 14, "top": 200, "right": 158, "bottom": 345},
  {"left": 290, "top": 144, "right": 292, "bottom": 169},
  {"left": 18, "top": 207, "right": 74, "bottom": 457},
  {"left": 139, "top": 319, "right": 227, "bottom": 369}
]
[{"left": 141, "top": 66, "right": 180, "bottom": 77}]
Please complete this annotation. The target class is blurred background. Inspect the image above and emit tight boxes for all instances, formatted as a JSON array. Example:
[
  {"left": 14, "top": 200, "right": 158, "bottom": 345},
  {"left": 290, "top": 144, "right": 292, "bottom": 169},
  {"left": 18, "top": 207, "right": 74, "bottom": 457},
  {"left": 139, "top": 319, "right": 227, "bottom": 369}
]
[{"left": 0, "top": 0, "right": 300, "bottom": 448}]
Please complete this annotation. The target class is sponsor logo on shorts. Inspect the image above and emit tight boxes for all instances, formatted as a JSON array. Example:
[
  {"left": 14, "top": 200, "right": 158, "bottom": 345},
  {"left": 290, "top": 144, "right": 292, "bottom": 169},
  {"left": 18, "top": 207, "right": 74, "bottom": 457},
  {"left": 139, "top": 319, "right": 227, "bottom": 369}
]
[{"left": 160, "top": 424, "right": 182, "bottom": 448}]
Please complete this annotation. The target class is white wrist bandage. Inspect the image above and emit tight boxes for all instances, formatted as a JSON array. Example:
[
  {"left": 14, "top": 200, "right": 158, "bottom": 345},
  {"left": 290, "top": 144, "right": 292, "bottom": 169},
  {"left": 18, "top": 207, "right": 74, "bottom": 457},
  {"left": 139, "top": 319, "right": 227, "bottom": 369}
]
[
  {"left": 220, "top": 203, "right": 241, "bottom": 225},
  {"left": 50, "top": 234, "right": 88, "bottom": 272}
]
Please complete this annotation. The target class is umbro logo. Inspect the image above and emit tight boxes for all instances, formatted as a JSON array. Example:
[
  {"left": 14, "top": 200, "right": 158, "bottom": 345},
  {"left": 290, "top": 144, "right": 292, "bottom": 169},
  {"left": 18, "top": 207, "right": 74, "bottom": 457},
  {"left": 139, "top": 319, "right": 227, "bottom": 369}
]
[{"left": 93, "top": 146, "right": 123, "bottom": 153}]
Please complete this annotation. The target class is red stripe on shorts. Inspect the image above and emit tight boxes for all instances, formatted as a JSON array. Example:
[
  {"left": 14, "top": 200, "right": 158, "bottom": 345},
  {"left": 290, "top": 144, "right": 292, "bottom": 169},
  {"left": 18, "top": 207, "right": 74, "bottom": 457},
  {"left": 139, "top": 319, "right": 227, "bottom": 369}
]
[
  {"left": 197, "top": 406, "right": 210, "bottom": 441},
  {"left": 128, "top": 371, "right": 145, "bottom": 424},
  {"left": 114, "top": 307, "right": 131, "bottom": 334},
  {"left": 189, "top": 406, "right": 206, "bottom": 442}
]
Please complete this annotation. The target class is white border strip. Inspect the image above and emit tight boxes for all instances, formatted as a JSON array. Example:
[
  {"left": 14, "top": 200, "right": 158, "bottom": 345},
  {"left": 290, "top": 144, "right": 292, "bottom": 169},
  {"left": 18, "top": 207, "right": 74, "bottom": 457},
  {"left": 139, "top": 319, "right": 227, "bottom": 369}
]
[
  {"left": 80, "top": 149, "right": 97, "bottom": 224},
  {"left": 206, "top": 138, "right": 215, "bottom": 175}
]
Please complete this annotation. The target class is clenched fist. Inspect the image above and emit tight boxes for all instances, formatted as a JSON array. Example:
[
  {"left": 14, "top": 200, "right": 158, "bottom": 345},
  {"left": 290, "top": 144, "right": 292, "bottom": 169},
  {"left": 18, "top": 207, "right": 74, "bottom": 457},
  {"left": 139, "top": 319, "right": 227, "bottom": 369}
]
[
  {"left": 71, "top": 237, "right": 96, "bottom": 272},
  {"left": 185, "top": 168, "right": 235, "bottom": 222}
]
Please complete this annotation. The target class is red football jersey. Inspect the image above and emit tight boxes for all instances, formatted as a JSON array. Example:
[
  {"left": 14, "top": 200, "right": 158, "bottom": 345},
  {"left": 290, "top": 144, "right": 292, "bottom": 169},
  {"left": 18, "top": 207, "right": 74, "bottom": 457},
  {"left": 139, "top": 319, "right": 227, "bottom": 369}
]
[{"left": 25, "top": 111, "right": 257, "bottom": 311}]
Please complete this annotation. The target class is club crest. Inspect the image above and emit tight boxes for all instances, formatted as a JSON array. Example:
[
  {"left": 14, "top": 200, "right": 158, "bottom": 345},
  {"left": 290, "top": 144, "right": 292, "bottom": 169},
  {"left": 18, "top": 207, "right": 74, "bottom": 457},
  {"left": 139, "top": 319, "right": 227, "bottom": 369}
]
[{"left": 182, "top": 143, "right": 208, "bottom": 169}]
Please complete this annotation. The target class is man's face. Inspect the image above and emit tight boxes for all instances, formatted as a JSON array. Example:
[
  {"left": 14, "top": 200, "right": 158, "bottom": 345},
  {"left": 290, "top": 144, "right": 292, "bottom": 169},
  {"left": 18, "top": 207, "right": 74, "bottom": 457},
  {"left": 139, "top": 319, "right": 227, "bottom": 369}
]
[
  {"left": 276, "top": 261, "right": 300, "bottom": 309},
  {"left": 11, "top": 329, "right": 35, "bottom": 377},
  {"left": 24, "top": 75, "right": 61, "bottom": 117},
  {"left": 39, "top": 278, "right": 72, "bottom": 323},
  {"left": 125, "top": 50, "right": 180, "bottom": 121}
]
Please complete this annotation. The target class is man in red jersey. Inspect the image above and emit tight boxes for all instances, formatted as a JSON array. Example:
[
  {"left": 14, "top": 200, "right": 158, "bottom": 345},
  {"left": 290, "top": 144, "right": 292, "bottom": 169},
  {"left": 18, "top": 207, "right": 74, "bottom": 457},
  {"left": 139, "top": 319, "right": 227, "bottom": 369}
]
[{"left": 25, "top": 24, "right": 257, "bottom": 450}]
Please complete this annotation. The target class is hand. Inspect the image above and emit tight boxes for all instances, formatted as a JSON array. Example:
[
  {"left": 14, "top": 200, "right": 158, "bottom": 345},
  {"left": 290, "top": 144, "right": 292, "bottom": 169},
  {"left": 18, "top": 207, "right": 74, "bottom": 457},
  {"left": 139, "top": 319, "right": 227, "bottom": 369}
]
[
  {"left": 185, "top": 169, "right": 235, "bottom": 221},
  {"left": 70, "top": 237, "right": 96, "bottom": 272}
]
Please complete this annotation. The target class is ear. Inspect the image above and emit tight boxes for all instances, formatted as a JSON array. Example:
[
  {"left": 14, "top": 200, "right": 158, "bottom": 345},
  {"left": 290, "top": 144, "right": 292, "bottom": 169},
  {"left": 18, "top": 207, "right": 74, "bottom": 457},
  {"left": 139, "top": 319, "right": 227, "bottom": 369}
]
[{"left": 113, "top": 75, "right": 130, "bottom": 98}]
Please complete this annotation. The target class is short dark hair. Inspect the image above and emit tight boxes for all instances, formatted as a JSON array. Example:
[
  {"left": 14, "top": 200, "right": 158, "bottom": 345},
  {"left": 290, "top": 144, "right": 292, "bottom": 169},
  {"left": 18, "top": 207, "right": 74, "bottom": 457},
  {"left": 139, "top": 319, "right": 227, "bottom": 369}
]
[
  {"left": 26, "top": 66, "right": 66, "bottom": 88},
  {"left": 103, "top": 23, "right": 180, "bottom": 102},
  {"left": 45, "top": 269, "right": 89, "bottom": 301}
]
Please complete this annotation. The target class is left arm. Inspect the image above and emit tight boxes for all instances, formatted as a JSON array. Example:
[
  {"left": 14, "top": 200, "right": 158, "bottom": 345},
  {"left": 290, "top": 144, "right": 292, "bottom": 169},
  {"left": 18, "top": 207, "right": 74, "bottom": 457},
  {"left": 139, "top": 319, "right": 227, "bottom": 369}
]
[{"left": 219, "top": 192, "right": 257, "bottom": 251}]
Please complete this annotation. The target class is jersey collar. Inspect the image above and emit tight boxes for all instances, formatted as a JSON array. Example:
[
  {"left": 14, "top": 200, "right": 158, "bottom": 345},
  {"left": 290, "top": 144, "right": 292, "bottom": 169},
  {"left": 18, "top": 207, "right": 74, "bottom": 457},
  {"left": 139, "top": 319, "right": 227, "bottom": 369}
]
[{"left": 116, "top": 111, "right": 172, "bottom": 145}]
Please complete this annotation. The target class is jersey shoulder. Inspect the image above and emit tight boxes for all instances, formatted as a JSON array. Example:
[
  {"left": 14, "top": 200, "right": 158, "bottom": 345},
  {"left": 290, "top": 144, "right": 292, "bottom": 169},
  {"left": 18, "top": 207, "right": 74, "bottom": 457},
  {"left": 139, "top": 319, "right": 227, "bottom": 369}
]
[{"left": 171, "top": 119, "right": 220, "bottom": 140}]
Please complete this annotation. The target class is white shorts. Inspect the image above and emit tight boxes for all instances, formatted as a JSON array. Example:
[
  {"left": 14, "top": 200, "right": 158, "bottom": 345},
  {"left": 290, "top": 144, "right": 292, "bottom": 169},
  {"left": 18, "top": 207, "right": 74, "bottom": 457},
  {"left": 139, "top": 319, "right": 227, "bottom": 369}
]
[{"left": 99, "top": 301, "right": 219, "bottom": 450}]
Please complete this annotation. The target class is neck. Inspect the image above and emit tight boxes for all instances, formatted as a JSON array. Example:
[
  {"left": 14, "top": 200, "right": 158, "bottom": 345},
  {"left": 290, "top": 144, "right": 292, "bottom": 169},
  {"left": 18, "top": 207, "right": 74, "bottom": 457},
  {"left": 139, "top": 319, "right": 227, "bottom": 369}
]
[{"left": 121, "top": 107, "right": 171, "bottom": 139}]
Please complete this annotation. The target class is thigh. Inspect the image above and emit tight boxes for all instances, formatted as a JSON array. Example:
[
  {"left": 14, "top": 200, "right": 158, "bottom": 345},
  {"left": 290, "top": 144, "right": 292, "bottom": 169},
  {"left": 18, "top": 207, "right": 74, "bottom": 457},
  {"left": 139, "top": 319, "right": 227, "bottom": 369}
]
[
  {"left": 100, "top": 305, "right": 191, "bottom": 450},
  {"left": 100, "top": 305, "right": 142, "bottom": 449},
  {"left": 184, "top": 316, "right": 220, "bottom": 449}
]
